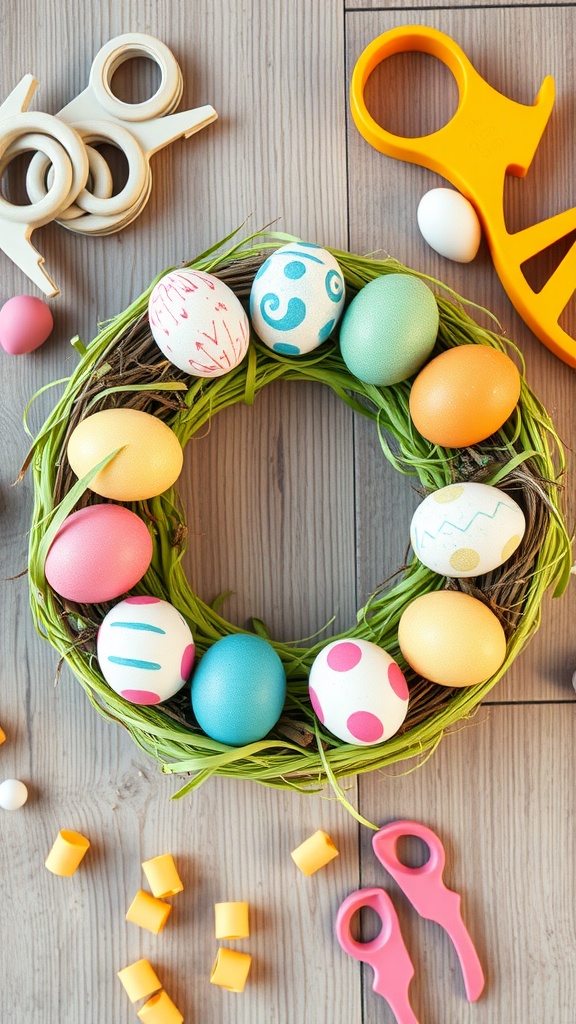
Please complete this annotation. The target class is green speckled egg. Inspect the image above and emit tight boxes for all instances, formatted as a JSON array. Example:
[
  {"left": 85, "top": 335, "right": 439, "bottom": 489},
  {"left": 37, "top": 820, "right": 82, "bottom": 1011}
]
[{"left": 339, "top": 274, "right": 439, "bottom": 385}]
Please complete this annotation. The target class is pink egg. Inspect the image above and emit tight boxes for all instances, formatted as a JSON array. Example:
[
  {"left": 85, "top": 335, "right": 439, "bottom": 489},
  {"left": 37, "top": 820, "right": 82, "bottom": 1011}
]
[
  {"left": 45, "top": 504, "right": 153, "bottom": 604},
  {"left": 0, "top": 295, "right": 54, "bottom": 354},
  {"left": 309, "top": 638, "right": 409, "bottom": 746}
]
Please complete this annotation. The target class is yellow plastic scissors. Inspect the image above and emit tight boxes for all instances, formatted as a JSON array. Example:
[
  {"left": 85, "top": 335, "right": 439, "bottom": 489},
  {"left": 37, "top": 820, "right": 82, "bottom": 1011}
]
[{"left": 350, "top": 25, "right": 576, "bottom": 368}]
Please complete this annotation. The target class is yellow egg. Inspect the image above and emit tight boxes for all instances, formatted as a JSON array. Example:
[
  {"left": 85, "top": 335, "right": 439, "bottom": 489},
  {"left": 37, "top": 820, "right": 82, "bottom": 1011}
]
[
  {"left": 67, "top": 408, "right": 183, "bottom": 501},
  {"left": 398, "top": 590, "right": 506, "bottom": 688}
]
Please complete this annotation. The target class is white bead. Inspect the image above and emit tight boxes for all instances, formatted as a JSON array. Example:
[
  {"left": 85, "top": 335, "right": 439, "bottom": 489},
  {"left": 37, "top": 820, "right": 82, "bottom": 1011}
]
[{"left": 0, "top": 778, "right": 28, "bottom": 810}]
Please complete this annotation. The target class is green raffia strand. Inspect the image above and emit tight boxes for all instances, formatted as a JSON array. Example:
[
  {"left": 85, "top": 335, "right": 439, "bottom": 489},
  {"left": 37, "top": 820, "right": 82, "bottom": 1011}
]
[{"left": 25, "top": 229, "right": 573, "bottom": 817}]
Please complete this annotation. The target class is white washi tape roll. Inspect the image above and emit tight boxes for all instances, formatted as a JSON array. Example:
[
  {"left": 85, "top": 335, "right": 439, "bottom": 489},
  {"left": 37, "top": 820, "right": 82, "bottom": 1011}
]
[
  {"left": 0, "top": 114, "right": 87, "bottom": 224},
  {"left": 28, "top": 142, "right": 114, "bottom": 220},
  {"left": 87, "top": 34, "right": 183, "bottom": 123}
]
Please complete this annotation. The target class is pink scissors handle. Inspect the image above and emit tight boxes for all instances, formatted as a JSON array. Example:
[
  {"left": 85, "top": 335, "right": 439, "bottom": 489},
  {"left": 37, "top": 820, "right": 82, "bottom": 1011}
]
[
  {"left": 373, "top": 821, "right": 485, "bottom": 1002},
  {"left": 336, "top": 886, "right": 419, "bottom": 1024}
]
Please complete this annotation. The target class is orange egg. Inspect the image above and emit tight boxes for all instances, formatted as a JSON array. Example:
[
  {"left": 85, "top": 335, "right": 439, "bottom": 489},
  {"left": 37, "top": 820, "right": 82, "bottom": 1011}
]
[
  {"left": 398, "top": 590, "right": 507, "bottom": 687},
  {"left": 409, "top": 345, "right": 521, "bottom": 447}
]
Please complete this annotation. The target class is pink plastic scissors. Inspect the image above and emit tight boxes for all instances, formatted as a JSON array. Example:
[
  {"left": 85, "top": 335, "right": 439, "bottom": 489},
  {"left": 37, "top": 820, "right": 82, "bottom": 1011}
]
[{"left": 335, "top": 820, "right": 484, "bottom": 1024}]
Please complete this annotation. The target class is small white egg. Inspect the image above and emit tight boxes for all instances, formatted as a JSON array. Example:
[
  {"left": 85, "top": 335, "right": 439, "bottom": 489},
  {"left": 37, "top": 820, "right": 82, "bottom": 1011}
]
[
  {"left": 0, "top": 779, "right": 29, "bottom": 810},
  {"left": 417, "top": 188, "right": 482, "bottom": 263}
]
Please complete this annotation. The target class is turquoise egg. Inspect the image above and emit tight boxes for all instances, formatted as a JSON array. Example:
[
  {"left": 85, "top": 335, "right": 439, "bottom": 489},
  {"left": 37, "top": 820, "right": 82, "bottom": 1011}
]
[
  {"left": 339, "top": 273, "right": 439, "bottom": 385},
  {"left": 191, "top": 634, "right": 287, "bottom": 745}
]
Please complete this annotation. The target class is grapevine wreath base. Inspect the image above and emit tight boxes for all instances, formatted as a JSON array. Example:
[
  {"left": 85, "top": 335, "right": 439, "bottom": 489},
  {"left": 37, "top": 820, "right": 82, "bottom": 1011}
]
[{"left": 26, "top": 231, "right": 572, "bottom": 818}]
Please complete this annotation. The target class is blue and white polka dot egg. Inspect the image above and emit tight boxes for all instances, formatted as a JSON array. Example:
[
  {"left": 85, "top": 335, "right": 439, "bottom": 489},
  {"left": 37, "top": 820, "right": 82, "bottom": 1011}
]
[
  {"left": 97, "top": 596, "right": 195, "bottom": 706},
  {"left": 250, "top": 242, "right": 345, "bottom": 355}
]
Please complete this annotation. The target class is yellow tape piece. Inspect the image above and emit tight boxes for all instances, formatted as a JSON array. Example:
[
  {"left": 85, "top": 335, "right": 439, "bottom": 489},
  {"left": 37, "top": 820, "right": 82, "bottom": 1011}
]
[
  {"left": 210, "top": 948, "right": 252, "bottom": 993},
  {"left": 290, "top": 829, "right": 339, "bottom": 876},
  {"left": 214, "top": 901, "right": 250, "bottom": 940},
  {"left": 126, "top": 890, "right": 172, "bottom": 934},
  {"left": 117, "top": 958, "right": 162, "bottom": 1003},
  {"left": 142, "top": 853, "right": 184, "bottom": 898},
  {"left": 0, "top": 725, "right": 6, "bottom": 744},
  {"left": 45, "top": 829, "right": 90, "bottom": 876},
  {"left": 137, "top": 989, "right": 184, "bottom": 1024}
]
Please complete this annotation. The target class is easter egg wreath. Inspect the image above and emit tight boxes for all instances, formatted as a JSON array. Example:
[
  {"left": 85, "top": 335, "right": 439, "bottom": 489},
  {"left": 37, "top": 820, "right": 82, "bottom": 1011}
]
[{"left": 26, "top": 229, "right": 572, "bottom": 821}]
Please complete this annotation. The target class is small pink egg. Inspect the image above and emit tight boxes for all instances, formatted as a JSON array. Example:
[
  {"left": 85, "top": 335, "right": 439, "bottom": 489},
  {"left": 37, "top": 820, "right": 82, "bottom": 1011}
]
[
  {"left": 45, "top": 504, "right": 153, "bottom": 604},
  {"left": 0, "top": 295, "right": 54, "bottom": 354}
]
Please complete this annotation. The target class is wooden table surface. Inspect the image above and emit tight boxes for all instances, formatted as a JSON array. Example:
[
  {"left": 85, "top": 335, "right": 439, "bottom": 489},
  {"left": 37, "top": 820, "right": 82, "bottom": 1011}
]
[{"left": 1, "top": 3, "right": 575, "bottom": 1022}]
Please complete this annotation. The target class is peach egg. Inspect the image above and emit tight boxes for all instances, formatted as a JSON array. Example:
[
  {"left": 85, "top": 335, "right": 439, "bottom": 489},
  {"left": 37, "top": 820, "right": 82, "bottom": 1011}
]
[
  {"left": 398, "top": 590, "right": 507, "bottom": 688},
  {"left": 409, "top": 345, "right": 521, "bottom": 447},
  {"left": 67, "top": 408, "right": 183, "bottom": 501}
]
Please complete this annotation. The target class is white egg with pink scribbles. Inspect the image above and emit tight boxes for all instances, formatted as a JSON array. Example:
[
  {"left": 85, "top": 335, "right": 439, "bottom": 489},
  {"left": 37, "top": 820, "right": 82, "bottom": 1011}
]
[
  {"left": 308, "top": 638, "right": 409, "bottom": 746},
  {"left": 148, "top": 268, "right": 250, "bottom": 377}
]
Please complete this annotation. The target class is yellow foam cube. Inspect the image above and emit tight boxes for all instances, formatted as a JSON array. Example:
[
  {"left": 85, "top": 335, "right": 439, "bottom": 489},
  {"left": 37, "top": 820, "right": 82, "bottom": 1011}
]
[
  {"left": 290, "top": 829, "right": 339, "bottom": 875},
  {"left": 142, "top": 853, "right": 184, "bottom": 898},
  {"left": 117, "top": 958, "right": 162, "bottom": 1003},
  {"left": 214, "top": 901, "right": 250, "bottom": 940},
  {"left": 137, "top": 989, "right": 184, "bottom": 1024},
  {"left": 126, "top": 890, "right": 172, "bottom": 934},
  {"left": 210, "top": 947, "right": 252, "bottom": 993},
  {"left": 45, "top": 830, "right": 91, "bottom": 876}
]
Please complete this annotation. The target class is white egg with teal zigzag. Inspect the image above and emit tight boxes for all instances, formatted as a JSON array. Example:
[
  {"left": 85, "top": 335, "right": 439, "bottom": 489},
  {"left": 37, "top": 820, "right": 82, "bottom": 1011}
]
[
  {"left": 249, "top": 242, "right": 345, "bottom": 355},
  {"left": 97, "top": 596, "right": 195, "bottom": 705},
  {"left": 410, "top": 482, "right": 526, "bottom": 579}
]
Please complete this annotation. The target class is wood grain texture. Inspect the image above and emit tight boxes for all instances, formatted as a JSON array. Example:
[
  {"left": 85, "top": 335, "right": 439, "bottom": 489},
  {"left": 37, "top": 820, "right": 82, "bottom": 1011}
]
[
  {"left": 346, "top": 0, "right": 565, "bottom": 8},
  {"left": 0, "top": 3, "right": 356, "bottom": 1023},
  {"left": 1, "top": 2, "right": 575, "bottom": 1023},
  {"left": 357, "top": 704, "right": 576, "bottom": 1024}
]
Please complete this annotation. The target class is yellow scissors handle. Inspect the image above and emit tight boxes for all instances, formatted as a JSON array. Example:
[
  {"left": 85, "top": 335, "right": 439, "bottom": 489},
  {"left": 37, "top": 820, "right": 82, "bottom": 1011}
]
[
  {"left": 350, "top": 25, "right": 555, "bottom": 193},
  {"left": 350, "top": 26, "right": 576, "bottom": 368}
]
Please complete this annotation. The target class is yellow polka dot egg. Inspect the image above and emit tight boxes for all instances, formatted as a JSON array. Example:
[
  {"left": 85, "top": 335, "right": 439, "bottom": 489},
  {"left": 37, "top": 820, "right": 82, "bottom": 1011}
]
[{"left": 410, "top": 482, "right": 526, "bottom": 579}]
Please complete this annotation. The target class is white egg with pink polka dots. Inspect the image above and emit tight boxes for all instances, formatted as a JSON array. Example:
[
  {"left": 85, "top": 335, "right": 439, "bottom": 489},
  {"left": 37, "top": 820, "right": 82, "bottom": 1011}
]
[{"left": 308, "top": 638, "right": 409, "bottom": 746}]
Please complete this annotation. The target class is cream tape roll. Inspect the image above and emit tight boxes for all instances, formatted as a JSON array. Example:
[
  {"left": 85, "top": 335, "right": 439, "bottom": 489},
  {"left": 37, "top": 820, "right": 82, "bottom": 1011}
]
[
  {"left": 126, "top": 890, "right": 172, "bottom": 934},
  {"left": 214, "top": 901, "right": 250, "bottom": 940},
  {"left": 137, "top": 989, "right": 184, "bottom": 1024},
  {"left": 117, "top": 959, "right": 162, "bottom": 1003},
  {"left": 290, "top": 829, "right": 339, "bottom": 876},
  {"left": 141, "top": 853, "right": 183, "bottom": 898},
  {"left": 45, "top": 830, "right": 90, "bottom": 876},
  {"left": 210, "top": 948, "right": 252, "bottom": 993}
]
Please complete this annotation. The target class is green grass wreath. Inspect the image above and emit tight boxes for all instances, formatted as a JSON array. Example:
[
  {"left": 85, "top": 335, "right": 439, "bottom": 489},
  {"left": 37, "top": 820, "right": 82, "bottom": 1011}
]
[{"left": 25, "top": 229, "right": 572, "bottom": 824}]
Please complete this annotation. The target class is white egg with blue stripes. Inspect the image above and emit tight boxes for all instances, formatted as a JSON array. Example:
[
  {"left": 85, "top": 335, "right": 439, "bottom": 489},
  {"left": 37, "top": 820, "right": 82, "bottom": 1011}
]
[
  {"left": 97, "top": 597, "right": 195, "bottom": 705},
  {"left": 249, "top": 242, "right": 345, "bottom": 355}
]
